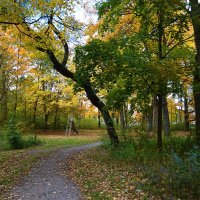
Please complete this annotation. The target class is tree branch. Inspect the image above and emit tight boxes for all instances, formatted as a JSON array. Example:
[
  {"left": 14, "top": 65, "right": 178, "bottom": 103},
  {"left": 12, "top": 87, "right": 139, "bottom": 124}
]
[
  {"left": 162, "top": 35, "right": 194, "bottom": 59},
  {"left": 46, "top": 49, "right": 75, "bottom": 81},
  {"left": 0, "top": 21, "right": 19, "bottom": 25}
]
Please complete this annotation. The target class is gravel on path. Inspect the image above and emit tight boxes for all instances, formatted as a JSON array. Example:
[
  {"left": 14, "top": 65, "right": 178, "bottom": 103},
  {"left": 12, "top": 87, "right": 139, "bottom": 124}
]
[{"left": 6, "top": 142, "right": 102, "bottom": 200}]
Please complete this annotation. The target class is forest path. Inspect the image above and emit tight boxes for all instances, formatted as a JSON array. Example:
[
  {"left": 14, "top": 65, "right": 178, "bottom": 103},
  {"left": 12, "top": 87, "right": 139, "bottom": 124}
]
[{"left": 7, "top": 142, "right": 102, "bottom": 200}]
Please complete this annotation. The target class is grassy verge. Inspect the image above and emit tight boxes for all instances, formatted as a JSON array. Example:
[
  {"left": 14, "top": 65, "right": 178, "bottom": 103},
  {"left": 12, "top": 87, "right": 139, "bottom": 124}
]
[
  {"left": 37, "top": 130, "right": 103, "bottom": 149},
  {"left": 0, "top": 131, "right": 101, "bottom": 199},
  {"left": 68, "top": 134, "right": 200, "bottom": 200}
]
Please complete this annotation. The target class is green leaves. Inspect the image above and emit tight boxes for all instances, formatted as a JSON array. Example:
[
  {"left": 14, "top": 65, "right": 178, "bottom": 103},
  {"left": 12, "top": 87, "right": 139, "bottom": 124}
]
[{"left": 74, "top": 39, "right": 121, "bottom": 89}]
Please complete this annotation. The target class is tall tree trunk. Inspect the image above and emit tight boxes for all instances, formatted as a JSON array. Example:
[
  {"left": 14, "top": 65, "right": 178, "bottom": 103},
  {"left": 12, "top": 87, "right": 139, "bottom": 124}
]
[
  {"left": 179, "top": 96, "right": 183, "bottom": 123},
  {"left": 153, "top": 95, "right": 158, "bottom": 132},
  {"left": 54, "top": 91, "right": 61, "bottom": 130},
  {"left": 184, "top": 96, "right": 189, "bottom": 131},
  {"left": 42, "top": 81, "right": 49, "bottom": 132},
  {"left": 157, "top": 7, "right": 164, "bottom": 150},
  {"left": 119, "top": 106, "right": 125, "bottom": 132},
  {"left": 157, "top": 94, "right": 163, "bottom": 151},
  {"left": 98, "top": 110, "right": 101, "bottom": 128},
  {"left": 190, "top": 0, "right": 200, "bottom": 145},
  {"left": 162, "top": 96, "right": 170, "bottom": 136},
  {"left": 116, "top": 113, "right": 119, "bottom": 126},
  {"left": 54, "top": 106, "right": 60, "bottom": 130},
  {"left": 24, "top": 97, "right": 27, "bottom": 121},
  {"left": 124, "top": 103, "right": 128, "bottom": 128},
  {"left": 0, "top": 69, "right": 8, "bottom": 126},
  {"left": 147, "top": 104, "right": 153, "bottom": 133},
  {"left": 33, "top": 97, "right": 39, "bottom": 126},
  {"left": 13, "top": 76, "right": 19, "bottom": 120},
  {"left": 32, "top": 96, "right": 39, "bottom": 142},
  {"left": 44, "top": 113, "right": 49, "bottom": 132},
  {"left": 54, "top": 109, "right": 58, "bottom": 130},
  {"left": 170, "top": 103, "right": 173, "bottom": 124}
]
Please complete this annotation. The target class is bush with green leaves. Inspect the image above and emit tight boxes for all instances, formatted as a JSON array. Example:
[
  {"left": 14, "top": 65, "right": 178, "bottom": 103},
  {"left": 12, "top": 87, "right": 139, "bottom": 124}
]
[
  {"left": 6, "top": 121, "right": 39, "bottom": 150},
  {"left": 166, "top": 146, "right": 200, "bottom": 199},
  {"left": 7, "top": 121, "right": 23, "bottom": 149}
]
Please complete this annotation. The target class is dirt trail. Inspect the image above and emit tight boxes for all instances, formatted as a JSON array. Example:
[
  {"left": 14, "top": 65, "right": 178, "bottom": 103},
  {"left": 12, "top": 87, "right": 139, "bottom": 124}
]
[{"left": 6, "top": 142, "right": 102, "bottom": 200}]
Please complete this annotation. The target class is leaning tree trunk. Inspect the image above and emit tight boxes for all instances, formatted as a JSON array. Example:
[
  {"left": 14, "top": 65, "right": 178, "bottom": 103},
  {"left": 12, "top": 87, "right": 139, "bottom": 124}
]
[
  {"left": 45, "top": 42, "right": 119, "bottom": 145},
  {"left": 190, "top": 0, "right": 200, "bottom": 145},
  {"left": 82, "top": 82, "right": 119, "bottom": 145}
]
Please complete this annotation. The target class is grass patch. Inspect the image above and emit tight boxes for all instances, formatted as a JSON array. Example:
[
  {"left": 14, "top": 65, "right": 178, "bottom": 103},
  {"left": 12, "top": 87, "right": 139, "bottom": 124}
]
[
  {"left": 78, "top": 118, "right": 105, "bottom": 130},
  {"left": 36, "top": 129, "right": 103, "bottom": 149}
]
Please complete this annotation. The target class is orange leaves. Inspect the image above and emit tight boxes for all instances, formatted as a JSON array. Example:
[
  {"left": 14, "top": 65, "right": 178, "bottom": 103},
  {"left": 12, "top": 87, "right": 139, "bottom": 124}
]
[{"left": 86, "top": 13, "right": 140, "bottom": 42}]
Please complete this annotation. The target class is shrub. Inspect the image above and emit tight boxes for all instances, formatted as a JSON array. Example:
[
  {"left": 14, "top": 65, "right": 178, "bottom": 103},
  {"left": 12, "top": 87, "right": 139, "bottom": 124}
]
[
  {"left": 7, "top": 121, "right": 23, "bottom": 149},
  {"left": 6, "top": 121, "right": 39, "bottom": 150},
  {"left": 166, "top": 146, "right": 200, "bottom": 199}
]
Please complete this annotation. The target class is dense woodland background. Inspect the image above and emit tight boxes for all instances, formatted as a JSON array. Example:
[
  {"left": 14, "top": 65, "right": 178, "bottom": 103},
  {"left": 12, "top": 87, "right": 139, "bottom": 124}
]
[
  {"left": 0, "top": 1, "right": 200, "bottom": 199},
  {"left": 0, "top": 0, "right": 199, "bottom": 145}
]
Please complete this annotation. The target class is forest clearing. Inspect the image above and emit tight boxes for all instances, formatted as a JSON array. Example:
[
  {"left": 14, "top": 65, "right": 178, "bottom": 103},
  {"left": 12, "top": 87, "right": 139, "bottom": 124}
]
[{"left": 0, "top": 0, "right": 200, "bottom": 200}]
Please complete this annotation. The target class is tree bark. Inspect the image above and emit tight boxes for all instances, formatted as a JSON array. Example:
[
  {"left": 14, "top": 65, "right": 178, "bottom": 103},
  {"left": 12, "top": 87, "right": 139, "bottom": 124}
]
[
  {"left": 157, "top": 8, "right": 164, "bottom": 150},
  {"left": 24, "top": 97, "right": 27, "bottom": 121},
  {"left": 124, "top": 103, "right": 128, "bottom": 128},
  {"left": 0, "top": 69, "right": 8, "bottom": 126},
  {"left": 82, "top": 82, "right": 119, "bottom": 145},
  {"left": 147, "top": 105, "right": 153, "bottom": 133},
  {"left": 190, "top": 0, "right": 200, "bottom": 145},
  {"left": 119, "top": 106, "right": 125, "bottom": 132},
  {"left": 33, "top": 97, "right": 39, "bottom": 126},
  {"left": 152, "top": 95, "right": 158, "bottom": 132},
  {"left": 184, "top": 96, "right": 189, "bottom": 131},
  {"left": 98, "top": 110, "right": 101, "bottom": 128},
  {"left": 157, "top": 94, "right": 163, "bottom": 151},
  {"left": 13, "top": 76, "right": 19, "bottom": 120},
  {"left": 54, "top": 107, "right": 59, "bottom": 130},
  {"left": 162, "top": 96, "right": 170, "bottom": 136}
]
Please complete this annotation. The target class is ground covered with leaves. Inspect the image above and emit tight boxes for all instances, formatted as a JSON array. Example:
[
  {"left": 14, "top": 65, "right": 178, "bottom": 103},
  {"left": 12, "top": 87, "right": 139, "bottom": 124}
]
[
  {"left": 68, "top": 134, "right": 200, "bottom": 200},
  {"left": 0, "top": 131, "right": 102, "bottom": 199},
  {"left": 0, "top": 149, "right": 47, "bottom": 200},
  {"left": 68, "top": 146, "right": 158, "bottom": 200}
]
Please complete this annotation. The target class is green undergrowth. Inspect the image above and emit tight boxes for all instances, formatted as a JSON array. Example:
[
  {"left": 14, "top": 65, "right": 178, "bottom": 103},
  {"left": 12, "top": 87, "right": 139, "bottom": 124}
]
[
  {"left": 77, "top": 118, "right": 106, "bottom": 130},
  {"left": 69, "top": 134, "right": 200, "bottom": 200}
]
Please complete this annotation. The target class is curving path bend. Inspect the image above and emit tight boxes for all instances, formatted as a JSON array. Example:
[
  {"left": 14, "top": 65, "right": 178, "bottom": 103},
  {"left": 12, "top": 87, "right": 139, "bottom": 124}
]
[{"left": 6, "top": 142, "right": 102, "bottom": 200}]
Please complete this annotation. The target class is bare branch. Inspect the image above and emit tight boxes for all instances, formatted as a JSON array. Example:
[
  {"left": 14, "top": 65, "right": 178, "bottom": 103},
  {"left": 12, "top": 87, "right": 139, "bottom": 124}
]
[{"left": 0, "top": 21, "right": 20, "bottom": 25}]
